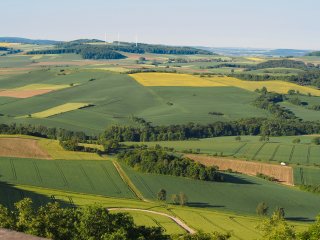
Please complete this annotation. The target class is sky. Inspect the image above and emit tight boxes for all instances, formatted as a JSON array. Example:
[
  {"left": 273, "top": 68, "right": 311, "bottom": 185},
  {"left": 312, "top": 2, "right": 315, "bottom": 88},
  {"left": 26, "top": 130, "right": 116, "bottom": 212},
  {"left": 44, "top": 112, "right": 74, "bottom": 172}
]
[{"left": 1, "top": 0, "right": 320, "bottom": 50}]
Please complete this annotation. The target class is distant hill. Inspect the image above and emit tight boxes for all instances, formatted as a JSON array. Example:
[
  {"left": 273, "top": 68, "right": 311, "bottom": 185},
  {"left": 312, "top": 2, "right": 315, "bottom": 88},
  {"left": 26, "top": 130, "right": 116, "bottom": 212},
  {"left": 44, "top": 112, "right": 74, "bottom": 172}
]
[
  {"left": 203, "top": 47, "right": 311, "bottom": 57},
  {"left": 0, "top": 37, "right": 60, "bottom": 45},
  {"left": 68, "top": 39, "right": 104, "bottom": 44},
  {"left": 306, "top": 51, "right": 320, "bottom": 56}
]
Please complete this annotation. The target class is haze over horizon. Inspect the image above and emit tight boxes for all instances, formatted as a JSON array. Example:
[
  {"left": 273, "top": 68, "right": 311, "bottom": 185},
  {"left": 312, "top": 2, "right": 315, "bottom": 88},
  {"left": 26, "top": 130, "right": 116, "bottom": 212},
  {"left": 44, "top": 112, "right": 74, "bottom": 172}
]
[{"left": 1, "top": 0, "right": 320, "bottom": 50}]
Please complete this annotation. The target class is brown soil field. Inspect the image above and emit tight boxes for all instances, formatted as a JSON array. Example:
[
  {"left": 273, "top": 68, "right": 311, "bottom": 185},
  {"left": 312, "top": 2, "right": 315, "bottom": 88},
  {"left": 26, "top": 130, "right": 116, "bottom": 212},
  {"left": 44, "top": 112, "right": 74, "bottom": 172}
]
[
  {"left": 0, "top": 138, "right": 51, "bottom": 159},
  {"left": 185, "top": 154, "right": 294, "bottom": 186},
  {"left": 0, "top": 89, "right": 53, "bottom": 98}
]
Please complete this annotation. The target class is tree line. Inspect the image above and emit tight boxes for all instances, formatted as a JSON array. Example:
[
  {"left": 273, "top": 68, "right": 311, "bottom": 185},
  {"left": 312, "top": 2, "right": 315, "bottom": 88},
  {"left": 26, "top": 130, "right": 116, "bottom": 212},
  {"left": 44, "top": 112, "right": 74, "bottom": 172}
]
[
  {"left": 228, "top": 59, "right": 320, "bottom": 88},
  {"left": 253, "top": 87, "right": 296, "bottom": 119},
  {"left": 117, "top": 146, "right": 223, "bottom": 181},
  {"left": 0, "top": 123, "right": 92, "bottom": 141},
  {"left": 101, "top": 117, "right": 320, "bottom": 142},
  {"left": 27, "top": 45, "right": 127, "bottom": 60}
]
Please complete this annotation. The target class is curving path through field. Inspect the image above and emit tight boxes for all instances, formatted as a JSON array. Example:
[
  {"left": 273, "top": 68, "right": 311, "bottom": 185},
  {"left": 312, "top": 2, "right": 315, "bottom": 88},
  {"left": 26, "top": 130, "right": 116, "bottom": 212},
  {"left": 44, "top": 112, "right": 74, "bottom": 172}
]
[{"left": 108, "top": 208, "right": 196, "bottom": 234}]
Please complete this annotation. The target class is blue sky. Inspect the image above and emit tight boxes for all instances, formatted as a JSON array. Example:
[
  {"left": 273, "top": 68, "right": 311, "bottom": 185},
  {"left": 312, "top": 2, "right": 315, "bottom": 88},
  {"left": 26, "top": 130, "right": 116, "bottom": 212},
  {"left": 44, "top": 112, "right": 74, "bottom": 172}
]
[{"left": 1, "top": 0, "right": 319, "bottom": 49}]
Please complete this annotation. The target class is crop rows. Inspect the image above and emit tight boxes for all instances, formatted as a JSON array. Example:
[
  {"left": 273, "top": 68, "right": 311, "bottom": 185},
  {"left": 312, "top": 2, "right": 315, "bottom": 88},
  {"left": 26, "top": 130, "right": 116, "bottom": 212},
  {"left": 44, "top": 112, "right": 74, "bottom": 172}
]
[{"left": 0, "top": 157, "right": 135, "bottom": 199}]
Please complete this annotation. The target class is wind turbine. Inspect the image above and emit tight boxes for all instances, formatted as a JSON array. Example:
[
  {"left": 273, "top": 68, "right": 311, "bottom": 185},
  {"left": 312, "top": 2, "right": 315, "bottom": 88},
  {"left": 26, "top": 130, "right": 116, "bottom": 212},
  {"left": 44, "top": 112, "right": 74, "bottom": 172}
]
[
  {"left": 117, "top": 32, "right": 120, "bottom": 46},
  {"left": 135, "top": 34, "right": 138, "bottom": 47}
]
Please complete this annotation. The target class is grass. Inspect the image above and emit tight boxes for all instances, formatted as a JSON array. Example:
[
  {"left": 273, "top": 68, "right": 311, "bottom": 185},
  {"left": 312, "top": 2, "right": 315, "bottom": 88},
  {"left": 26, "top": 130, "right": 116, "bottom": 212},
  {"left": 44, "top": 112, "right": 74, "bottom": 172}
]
[
  {"left": 13, "top": 83, "right": 71, "bottom": 91},
  {"left": 0, "top": 70, "right": 268, "bottom": 133},
  {"left": 0, "top": 157, "right": 135, "bottom": 199},
  {"left": 0, "top": 183, "right": 309, "bottom": 239},
  {"left": 293, "top": 166, "right": 320, "bottom": 185},
  {"left": 121, "top": 163, "right": 320, "bottom": 220},
  {"left": 126, "top": 136, "right": 320, "bottom": 165},
  {"left": 280, "top": 102, "right": 320, "bottom": 121},
  {"left": 26, "top": 102, "right": 90, "bottom": 118},
  {"left": 37, "top": 138, "right": 107, "bottom": 160},
  {"left": 130, "top": 73, "right": 320, "bottom": 96}
]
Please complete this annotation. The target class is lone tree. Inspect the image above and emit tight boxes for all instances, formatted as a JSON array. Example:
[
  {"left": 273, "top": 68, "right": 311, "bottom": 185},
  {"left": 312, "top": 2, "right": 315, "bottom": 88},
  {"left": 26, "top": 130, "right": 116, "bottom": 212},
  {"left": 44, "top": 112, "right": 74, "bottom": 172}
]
[
  {"left": 235, "top": 136, "right": 241, "bottom": 141},
  {"left": 179, "top": 192, "right": 188, "bottom": 206},
  {"left": 312, "top": 137, "right": 320, "bottom": 145},
  {"left": 256, "top": 202, "right": 269, "bottom": 216},
  {"left": 274, "top": 207, "right": 285, "bottom": 219},
  {"left": 157, "top": 189, "right": 167, "bottom": 201},
  {"left": 171, "top": 194, "right": 180, "bottom": 205}
]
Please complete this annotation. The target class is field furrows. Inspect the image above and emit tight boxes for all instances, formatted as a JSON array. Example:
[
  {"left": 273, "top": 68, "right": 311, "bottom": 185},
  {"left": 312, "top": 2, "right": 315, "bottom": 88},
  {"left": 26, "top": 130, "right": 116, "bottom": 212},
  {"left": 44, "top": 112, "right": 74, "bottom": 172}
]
[
  {"left": 100, "top": 164, "right": 122, "bottom": 194},
  {"left": 54, "top": 162, "right": 69, "bottom": 187},
  {"left": 269, "top": 145, "right": 280, "bottom": 161},
  {"left": 79, "top": 164, "right": 95, "bottom": 191}
]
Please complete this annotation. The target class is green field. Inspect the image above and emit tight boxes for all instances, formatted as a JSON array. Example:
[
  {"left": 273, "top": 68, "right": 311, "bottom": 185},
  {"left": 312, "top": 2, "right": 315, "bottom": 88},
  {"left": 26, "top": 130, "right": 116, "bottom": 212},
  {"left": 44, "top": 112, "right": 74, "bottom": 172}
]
[
  {"left": 0, "top": 179, "right": 310, "bottom": 239},
  {"left": 0, "top": 157, "right": 135, "bottom": 199},
  {"left": 121, "top": 164, "right": 320, "bottom": 220},
  {"left": 0, "top": 69, "right": 270, "bottom": 134},
  {"left": 293, "top": 166, "right": 320, "bottom": 185},
  {"left": 126, "top": 135, "right": 320, "bottom": 164}
]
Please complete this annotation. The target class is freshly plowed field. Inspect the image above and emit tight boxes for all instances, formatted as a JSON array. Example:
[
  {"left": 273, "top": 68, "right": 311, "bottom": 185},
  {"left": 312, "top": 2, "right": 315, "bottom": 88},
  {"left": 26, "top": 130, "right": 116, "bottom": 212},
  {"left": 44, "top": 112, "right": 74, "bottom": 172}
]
[
  {"left": 185, "top": 154, "right": 294, "bottom": 185},
  {"left": 0, "top": 138, "right": 51, "bottom": 159}
]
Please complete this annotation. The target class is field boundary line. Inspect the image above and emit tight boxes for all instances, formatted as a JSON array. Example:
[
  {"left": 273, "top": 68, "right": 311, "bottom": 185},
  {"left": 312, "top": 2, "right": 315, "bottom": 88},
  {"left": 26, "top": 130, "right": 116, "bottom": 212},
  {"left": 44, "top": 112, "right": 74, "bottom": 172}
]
[
  {"left": 252, "top": 142, "right": 267, "bottom": 160},
  {"left": 108, "top": 207, "right": 195, "bottom": 234},
  {"left": 79, "top": 164, "right": 96, "bottom": 191},
  {"left": 288, "top": 145, "right": 295, "bottom": 162},
  {"left": 306, "top": 146, "right": 311, "bottom": 165},
  {"left": 10, "top": 159, "right": 17, "bottom": 181},
  {"left": 54, "top": 162, "right": 69, "bottom": 188},
  {"left": 100, "top": 164, "right": 122, "bottom": 194},
  {"left": 232, "top": 143, "right": 247, "bottom": 156},
  {"left": 269, "top": 144, "right": 280, "bottom": 161},
  {"left": 112, "top": 161, "right": 146, "bottom": 201},
  {"left": 199, "top": 213, "right": 243, "bottom": 240},
  {"left": 33, "top": 161, "right": 43, "bottom": 184}
]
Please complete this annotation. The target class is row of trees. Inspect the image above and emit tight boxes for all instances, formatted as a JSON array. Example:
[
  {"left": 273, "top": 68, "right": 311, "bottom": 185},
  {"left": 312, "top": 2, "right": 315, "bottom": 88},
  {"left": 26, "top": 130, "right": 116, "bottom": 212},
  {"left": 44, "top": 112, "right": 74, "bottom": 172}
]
[
  {"left": 253, "top": 88, "right": 296, "bottom": 119},
  {"left": 228, "top": 59, "right": 320, "bottom": 88},
  {"left": 117, "top": 146, "right": 223, "bottom": 181},
  {"left": 26, "top": 49, "right": 76, "bottom": 55},
  {"left": 101, "top": 117, "right": 320, "bottom": 142},
  {"left": 27, "top": 45, "right": 127, "bottom": 60},
  {"left": 0, "top": 123, "right": 91, "bottom": 141}
]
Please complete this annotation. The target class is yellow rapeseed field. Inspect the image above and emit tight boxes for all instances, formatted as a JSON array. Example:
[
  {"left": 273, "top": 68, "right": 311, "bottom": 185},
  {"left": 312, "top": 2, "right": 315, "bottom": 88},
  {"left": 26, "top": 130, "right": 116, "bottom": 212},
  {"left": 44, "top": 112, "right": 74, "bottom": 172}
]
[
  {"left": 30, "top": 103, "right": 90, "bottom": 118},
  {"left": 246, "top": 57, "right": 266, "bottom": 62},
  {"left": 129, "top": 73, "right": 227, "bottom": 87},
  {"left": 0, "top": 42, "right": 13, "bottom": 47},
  {"left": 130, "top": 73, "right": 320, "bottom": 96}
]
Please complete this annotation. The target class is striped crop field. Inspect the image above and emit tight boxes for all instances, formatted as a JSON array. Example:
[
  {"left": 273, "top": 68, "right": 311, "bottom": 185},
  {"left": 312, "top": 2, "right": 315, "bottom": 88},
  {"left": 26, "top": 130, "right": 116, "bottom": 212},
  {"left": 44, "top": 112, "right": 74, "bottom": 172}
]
[
  {"left": 127, "top": 136, "right": 320, "bottom": 165},
  {"left": 130, "top": 73, "right": 320, "bottom": 96},
  {"left": 0, "top": 157, "right": 135, "bottom": 199}
]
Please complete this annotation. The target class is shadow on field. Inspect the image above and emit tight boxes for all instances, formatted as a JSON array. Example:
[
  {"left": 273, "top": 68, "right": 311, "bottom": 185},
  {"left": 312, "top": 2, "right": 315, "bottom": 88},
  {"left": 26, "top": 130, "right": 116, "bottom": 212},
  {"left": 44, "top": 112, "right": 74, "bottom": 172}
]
[
  {"left": 187, "top": 202, "right": 225, "bottom": 208},
  {"left": 285, "top": 217, "right": 314, "bottom": 222},
  {"left": 0, "top": 180, "right": 72, "bottom": 210},
  {"left": 221, "top": 173, "right": 254, "bottom": 185}
]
